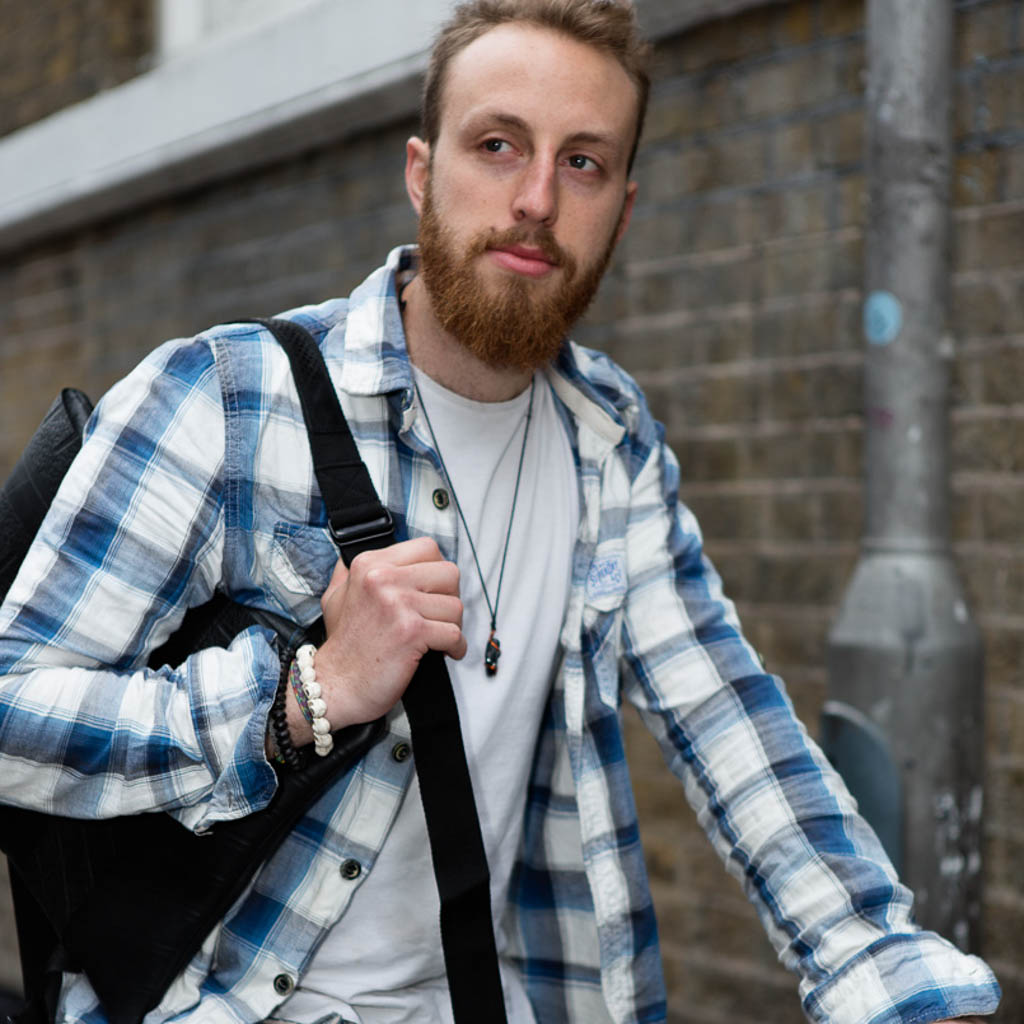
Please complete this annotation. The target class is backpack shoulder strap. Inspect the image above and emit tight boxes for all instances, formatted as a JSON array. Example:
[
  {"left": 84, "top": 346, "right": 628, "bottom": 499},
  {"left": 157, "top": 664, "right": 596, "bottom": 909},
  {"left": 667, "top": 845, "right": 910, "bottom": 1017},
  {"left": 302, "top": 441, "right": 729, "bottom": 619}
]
[{"left": 251, "top": 318, "right": 394, "bottom": 558}]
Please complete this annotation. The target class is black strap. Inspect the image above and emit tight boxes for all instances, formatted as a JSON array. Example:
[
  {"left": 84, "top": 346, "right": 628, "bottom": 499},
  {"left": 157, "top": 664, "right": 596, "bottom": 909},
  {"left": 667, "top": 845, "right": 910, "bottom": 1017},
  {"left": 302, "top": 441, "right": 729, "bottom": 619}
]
[
  {"left": 253, "top": 319, "right": 508, "bottom": 1023},
  {"left": 401, "top": 652, "right": 508, "bottom": 1022},
  {"left": 250, "top": 318, "right": 393, "bottom": 556}
]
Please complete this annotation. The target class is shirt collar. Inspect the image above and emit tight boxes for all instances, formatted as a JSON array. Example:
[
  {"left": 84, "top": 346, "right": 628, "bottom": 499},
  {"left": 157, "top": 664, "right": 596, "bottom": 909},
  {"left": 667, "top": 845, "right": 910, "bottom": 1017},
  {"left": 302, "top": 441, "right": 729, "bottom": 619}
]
[
  {"left": 546, "top": 356, "right": 626, "bottom": 451},
  {"left": 332, "top": 245, "right": 416, "bottom": 399}
]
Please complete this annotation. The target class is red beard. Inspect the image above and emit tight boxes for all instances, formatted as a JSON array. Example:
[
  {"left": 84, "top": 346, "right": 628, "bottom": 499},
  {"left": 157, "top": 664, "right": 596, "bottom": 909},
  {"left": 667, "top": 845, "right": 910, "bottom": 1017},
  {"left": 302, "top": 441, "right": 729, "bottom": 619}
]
[{"left": 416, "top": 181, "right": 620, "bottom": 372}]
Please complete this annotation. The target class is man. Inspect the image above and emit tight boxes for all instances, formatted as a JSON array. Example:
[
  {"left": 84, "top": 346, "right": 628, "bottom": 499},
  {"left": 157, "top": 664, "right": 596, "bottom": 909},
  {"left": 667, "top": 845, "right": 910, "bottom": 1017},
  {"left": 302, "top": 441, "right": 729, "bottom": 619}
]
[{"left": 0, "top": 1, "right": 1002, "bottom": 1022}]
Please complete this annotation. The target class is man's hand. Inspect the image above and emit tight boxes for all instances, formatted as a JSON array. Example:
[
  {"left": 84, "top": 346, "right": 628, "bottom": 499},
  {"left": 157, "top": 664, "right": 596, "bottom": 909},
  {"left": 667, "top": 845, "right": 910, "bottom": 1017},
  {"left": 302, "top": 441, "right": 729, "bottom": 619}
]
[{"left": 283, "top": 537, "right": 465, "bottom": 745}]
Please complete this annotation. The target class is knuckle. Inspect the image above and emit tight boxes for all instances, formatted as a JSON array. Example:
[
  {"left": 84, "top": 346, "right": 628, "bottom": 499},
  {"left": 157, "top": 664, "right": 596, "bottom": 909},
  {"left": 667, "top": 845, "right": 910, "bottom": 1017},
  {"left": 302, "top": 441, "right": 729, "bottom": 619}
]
[
  {"left": 349, "top": 551, "right": 373, "bottom": 578},
  {"left": 394, "top": 612, "right": 421, "bottom": 647},
  {"left": 363, "top": 565, "right": 394, "bottom": 597},
  {"left": 418, "top": 536, "right": 441, "bottom": 559},
  {"left": 373, "top": 587, "right": 399, "bottom": 621}
]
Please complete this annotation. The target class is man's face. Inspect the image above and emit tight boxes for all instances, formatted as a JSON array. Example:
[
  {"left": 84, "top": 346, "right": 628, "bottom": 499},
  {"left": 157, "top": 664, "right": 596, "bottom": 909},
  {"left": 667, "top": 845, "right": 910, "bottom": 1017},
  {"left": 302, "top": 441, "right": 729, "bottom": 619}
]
[{"left": 406, "top": 23, "right": 639, "bottom": 371}]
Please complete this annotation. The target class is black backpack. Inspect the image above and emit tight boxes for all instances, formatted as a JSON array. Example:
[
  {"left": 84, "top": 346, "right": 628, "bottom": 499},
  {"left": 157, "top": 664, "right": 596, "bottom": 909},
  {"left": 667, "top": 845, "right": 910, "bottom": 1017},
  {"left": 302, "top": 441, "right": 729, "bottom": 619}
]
[{"left": 0, "top": 320, "right": 505, "bottom": 1024}]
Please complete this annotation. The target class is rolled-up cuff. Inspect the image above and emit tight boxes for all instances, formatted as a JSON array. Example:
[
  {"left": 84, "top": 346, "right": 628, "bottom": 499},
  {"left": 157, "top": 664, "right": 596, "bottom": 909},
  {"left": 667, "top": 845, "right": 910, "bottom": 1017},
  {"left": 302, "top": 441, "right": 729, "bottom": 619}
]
[{"left": 801, "top": 931, "right": 1001, "bottom": 1024}]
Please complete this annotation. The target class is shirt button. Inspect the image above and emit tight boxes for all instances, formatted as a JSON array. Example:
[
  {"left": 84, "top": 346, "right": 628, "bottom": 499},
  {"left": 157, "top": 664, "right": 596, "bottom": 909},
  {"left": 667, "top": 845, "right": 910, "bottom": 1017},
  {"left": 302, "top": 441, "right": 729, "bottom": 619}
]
[
  {"left": 392, "top": 741, "right": 411, "bottom": 762},
  {"left": 340, "top": 858, "right": 362, "bottom": 880},
  {"left": 273, "top": 973, "right": 294, "bottom": 995},
  {"left": 432, "top": 488, "right": 450, "bottom": 510}
]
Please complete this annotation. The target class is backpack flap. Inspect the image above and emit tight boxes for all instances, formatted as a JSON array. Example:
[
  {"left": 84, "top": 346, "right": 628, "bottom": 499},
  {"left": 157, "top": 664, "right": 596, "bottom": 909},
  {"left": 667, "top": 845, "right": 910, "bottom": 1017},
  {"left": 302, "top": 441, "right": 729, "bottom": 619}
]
[{"left": 0, "top": 389, "right": 93, "bottom": 604}]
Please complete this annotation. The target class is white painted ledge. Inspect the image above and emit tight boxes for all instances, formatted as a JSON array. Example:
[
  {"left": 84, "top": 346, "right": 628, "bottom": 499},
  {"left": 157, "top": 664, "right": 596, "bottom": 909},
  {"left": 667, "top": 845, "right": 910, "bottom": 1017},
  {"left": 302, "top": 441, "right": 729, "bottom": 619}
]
[
  {"left": 0, "top": 0, "right": 782, "bottom": 255},
  {"left": 0, "top": 0, "right": 447, "bottom": 254}
]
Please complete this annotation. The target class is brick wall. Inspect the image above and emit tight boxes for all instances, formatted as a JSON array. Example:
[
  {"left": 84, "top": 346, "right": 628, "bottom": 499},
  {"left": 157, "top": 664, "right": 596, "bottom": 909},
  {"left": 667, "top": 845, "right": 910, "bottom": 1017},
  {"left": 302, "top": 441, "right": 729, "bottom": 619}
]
[
  {"left": 950, "top": 0, "right": 1024, "bottom": 1017},
  {"left": 0, "top": 128, "right": 420, "bottom": 477},
  {"left": 0, "top": 0, "right": 1022, "bottom": 1021},
  {"left": 0, "top": 0, "right": 153, "bottom": 140}
]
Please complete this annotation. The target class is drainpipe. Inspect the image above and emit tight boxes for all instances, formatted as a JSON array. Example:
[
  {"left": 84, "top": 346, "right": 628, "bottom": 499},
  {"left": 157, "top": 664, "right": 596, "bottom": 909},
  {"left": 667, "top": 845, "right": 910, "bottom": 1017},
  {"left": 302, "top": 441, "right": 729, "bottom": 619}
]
[{"left": 823, "top": 0, "right": 984, "bottom": 951}]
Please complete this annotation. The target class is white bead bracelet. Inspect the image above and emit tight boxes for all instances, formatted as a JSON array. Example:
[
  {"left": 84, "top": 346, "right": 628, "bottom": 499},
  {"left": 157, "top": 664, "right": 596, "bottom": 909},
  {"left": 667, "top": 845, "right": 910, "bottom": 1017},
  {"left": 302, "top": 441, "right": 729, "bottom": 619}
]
[{"left": 295, "top": 643, "right": 333, "bottom": 757}]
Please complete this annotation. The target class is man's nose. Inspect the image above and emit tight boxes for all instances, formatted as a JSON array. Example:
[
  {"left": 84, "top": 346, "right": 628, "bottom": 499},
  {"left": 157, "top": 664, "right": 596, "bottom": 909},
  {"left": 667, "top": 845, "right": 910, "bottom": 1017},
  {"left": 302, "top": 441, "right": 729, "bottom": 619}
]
[{"left": 513, "top": 156, "right": 558, "bottom": 225}]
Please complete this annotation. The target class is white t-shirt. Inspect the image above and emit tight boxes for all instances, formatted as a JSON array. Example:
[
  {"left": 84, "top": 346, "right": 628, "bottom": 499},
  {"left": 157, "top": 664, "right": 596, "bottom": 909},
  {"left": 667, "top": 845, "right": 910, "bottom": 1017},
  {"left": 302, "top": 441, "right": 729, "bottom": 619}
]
[{"left": 280, "top": 368, "right": 579, "bottom": 1023}]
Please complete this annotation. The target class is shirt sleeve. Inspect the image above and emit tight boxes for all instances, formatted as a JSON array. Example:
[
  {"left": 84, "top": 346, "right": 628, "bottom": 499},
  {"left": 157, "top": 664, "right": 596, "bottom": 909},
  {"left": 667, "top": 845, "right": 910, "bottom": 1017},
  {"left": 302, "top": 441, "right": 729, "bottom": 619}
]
[
  {"left": 617, "top": 406, "right": 1001, "bottom": 1024},
  {"left": 0, "top": 334, "right": 281, "bottom": 833}
]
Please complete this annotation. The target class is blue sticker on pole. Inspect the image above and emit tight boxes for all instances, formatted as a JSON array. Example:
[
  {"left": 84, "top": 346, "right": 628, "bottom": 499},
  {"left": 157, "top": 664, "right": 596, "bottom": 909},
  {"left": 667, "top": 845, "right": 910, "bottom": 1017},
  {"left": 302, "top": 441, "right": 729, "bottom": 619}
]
[{"left": 864, "top": 291, "right": 902, "bottom": 346}]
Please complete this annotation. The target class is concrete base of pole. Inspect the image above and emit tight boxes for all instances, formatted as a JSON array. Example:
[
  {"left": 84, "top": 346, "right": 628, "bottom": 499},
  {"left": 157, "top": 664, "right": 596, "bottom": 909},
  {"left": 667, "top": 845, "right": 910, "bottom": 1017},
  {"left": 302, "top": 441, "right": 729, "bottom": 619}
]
[{"left": 825, "top": 548, "right": 984, "bottom": 952}]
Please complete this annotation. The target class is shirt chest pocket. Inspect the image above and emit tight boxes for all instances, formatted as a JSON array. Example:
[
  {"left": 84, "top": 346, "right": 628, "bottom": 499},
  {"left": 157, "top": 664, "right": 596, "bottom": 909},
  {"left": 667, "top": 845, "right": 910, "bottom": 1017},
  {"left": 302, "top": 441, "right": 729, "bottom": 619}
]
[
  {"left": 581, "top": 546, "right": 627, "bottom": 706},
  {"left": 265, "top": 521, "right": 338, "bottom": 617}
]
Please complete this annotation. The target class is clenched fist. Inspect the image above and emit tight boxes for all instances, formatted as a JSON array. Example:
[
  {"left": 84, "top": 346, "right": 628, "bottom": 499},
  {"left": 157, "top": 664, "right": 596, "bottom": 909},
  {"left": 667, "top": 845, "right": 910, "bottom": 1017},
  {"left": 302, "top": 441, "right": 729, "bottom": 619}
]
[{"left": 283, "top": 537, "right": 465, "bottom": 746}]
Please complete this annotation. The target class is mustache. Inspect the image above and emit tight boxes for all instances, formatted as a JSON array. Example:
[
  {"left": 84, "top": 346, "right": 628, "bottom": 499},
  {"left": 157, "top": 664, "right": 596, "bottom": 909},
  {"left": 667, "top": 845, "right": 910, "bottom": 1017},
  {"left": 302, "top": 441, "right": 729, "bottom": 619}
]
[{"left": 472, "top": 225, "right": 571, "bottom": 269}]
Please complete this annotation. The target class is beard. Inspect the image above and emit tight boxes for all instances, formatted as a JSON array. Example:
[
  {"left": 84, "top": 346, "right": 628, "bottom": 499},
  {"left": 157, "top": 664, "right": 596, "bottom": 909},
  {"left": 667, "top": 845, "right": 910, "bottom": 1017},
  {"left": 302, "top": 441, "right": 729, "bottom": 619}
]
[{"left": 415, "top": 180, "right": 620, "bottom": 372}]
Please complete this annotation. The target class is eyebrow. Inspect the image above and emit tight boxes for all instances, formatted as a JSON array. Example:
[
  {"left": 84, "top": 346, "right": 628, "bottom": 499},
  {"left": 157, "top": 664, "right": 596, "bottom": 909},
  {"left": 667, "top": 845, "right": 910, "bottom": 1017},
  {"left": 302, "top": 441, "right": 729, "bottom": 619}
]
[{"left": 463, "top": 110, "right": 623, "bottom": 156}]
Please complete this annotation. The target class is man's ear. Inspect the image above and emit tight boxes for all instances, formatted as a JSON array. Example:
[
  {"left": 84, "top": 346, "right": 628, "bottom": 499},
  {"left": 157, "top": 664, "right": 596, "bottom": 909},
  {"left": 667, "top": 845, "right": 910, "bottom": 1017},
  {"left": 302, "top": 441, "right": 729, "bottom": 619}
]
[
  {"left": 614, "top": 181, "right": 638, "bottom": 245},
  {"left": 405, "top": 137, "right": 431, "bottom": 216}
]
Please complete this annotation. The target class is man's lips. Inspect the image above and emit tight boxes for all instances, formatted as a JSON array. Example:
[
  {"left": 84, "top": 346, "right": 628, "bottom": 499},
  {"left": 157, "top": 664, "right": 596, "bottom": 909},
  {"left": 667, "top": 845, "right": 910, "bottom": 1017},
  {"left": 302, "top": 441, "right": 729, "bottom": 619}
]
[{"left": 486, "top": 244, "right": 559, "bottom": 278}]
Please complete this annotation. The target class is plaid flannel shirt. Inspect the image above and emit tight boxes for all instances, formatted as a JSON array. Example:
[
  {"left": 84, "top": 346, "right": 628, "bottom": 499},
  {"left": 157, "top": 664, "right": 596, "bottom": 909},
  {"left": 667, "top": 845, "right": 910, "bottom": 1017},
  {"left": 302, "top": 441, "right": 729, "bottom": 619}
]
[{"left": 0, "top": 246, "right": 1000, "bottom": 1024}]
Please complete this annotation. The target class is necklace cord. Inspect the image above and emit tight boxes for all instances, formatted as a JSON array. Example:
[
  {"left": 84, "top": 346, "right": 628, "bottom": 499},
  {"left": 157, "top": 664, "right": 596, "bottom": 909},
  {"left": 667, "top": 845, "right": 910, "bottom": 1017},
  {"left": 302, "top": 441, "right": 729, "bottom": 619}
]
[
  {"left": 413, "top": 377, "right": 535, "bottom": 634},
  {"left": 492, "top": 384, "right": 534, "bottom": 628}
]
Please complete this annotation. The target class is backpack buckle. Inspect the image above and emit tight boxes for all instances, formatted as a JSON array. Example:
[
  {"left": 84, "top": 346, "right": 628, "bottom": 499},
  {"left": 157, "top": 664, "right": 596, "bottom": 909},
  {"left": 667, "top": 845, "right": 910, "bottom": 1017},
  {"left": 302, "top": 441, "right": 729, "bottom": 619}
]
[{"left": 328, "top": 509, "right": 395, "bottom": 548}]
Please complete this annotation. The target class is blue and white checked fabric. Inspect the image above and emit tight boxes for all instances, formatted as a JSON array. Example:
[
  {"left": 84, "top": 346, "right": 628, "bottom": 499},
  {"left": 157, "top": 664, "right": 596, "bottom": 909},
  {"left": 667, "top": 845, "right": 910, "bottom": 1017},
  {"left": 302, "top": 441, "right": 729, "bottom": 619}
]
[{"left": 0, "top": 246, "right": 1001, "bottom": 1023}]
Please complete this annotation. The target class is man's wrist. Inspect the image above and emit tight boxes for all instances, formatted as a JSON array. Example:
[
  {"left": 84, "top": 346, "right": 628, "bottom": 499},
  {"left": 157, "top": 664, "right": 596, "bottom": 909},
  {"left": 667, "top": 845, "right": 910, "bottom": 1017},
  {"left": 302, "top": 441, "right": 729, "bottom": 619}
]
[{"left": 307, "top": 642, "right": 366, "bottom": 732}]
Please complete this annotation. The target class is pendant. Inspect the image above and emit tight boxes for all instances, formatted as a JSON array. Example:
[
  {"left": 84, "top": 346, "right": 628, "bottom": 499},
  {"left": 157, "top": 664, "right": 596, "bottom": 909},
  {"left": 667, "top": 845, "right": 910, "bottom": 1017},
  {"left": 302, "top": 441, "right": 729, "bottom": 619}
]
[{"left": 484, "top": 632, "right": 501, "bottom": 676}]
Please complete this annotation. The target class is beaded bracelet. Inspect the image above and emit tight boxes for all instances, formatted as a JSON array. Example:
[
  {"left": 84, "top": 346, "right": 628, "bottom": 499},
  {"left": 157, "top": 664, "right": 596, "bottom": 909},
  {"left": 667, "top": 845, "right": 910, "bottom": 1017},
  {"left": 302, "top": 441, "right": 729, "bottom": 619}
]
[
  {"left": 288, "top": 658, "right": 313, "bottom": 724},
  {"left": 295, "top": 643, "right": 334, "bottom": 757},
  {"left": 266, "top": 722, "right": 286, "bottom": 766},
  {"left": 269, "top": 645, "right": 303, "bottom": 771}
]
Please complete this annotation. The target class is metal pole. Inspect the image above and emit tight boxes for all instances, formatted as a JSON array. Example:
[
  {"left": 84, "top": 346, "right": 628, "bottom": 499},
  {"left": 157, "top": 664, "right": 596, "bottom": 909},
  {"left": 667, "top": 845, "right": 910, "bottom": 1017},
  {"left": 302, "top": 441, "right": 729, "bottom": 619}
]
[{"left": 824, "top": 0, "right": 984, "bottom": 951}]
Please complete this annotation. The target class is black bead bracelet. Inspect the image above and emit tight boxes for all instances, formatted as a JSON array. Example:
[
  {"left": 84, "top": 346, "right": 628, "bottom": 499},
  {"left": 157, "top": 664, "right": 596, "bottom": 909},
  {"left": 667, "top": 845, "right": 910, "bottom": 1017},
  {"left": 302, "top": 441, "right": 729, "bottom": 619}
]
[{"left": 270, "top": 644, "right": 303, "bottom": 771}]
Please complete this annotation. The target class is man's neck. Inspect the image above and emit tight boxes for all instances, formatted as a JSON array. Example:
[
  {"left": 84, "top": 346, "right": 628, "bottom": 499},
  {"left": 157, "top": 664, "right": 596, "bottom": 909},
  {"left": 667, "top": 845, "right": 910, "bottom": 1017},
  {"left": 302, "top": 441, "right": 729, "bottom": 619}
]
[{"left": 400, "top": 276, "right": 534, "bottom": 403}]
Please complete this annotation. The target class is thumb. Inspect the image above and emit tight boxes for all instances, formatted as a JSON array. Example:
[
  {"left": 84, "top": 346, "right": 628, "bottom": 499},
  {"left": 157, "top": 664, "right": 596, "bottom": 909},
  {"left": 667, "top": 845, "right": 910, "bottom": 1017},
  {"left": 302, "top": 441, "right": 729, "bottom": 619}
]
[{"left": 321, "top": 556, "right": 350, "bottom": 616}]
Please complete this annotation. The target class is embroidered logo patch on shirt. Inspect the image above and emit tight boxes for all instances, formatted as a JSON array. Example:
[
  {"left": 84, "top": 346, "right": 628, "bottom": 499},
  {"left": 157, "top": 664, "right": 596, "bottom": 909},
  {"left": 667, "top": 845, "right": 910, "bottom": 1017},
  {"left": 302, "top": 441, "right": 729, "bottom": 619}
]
[{"left": 586, "top": 554, "right": 625, "bottom": 599}]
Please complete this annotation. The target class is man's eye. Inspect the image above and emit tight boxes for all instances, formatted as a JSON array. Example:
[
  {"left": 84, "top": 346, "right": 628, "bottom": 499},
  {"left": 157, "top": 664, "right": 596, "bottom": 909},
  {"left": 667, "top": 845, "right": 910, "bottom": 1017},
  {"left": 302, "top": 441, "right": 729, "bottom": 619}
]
[
  {"left": 482, "top": 138, "right": 511, "bottom": 153},
  {"left": 567, "top": 154, "right": 598, "bottom": 171}
]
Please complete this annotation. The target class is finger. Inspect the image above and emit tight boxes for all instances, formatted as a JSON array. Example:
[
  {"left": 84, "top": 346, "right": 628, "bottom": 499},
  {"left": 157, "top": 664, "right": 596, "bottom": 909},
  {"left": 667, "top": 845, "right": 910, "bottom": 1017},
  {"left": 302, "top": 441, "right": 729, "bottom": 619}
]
[
  {"left": 321, "top": 556, "right": 350, "bottom": 612},
  {"left": 411, "top": 592, "right": 463, "bottom": 627},
  {"left": 351, "top": 536, "right": 444, "bottom": 572},
  {"left": 328, "top": 539, "right": 445, "bottom": 606},
  {"left": 389, "top": 560, "right": 460, "bottom": 596},
  {"left": 421, "top": 619, "right": 468, "bottom": 660}
]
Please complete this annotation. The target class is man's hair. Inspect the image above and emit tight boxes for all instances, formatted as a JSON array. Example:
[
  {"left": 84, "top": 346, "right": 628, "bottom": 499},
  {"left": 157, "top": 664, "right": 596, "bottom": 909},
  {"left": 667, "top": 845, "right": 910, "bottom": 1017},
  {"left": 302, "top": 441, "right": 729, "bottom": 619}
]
[{"left": 422, "top": 0, "right": 652, "bottom": 173}]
